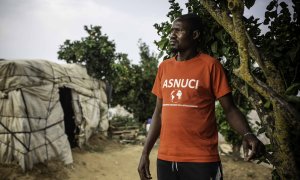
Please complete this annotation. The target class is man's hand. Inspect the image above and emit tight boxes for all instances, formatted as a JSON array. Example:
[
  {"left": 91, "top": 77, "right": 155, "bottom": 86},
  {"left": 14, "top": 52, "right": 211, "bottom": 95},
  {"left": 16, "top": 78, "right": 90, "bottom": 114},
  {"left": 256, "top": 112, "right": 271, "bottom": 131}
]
[
  {"left": 242, "top": 134, "right": 266, "bottom": 161},
  {"left": 138, "top": 154, "right": 152, "bottom": 180}
]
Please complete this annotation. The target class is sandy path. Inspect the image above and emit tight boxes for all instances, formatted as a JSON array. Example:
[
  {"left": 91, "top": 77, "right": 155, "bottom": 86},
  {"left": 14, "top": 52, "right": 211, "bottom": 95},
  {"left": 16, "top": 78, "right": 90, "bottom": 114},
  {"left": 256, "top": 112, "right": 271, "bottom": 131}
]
[
  {"left": 65, "top": 142, "right": 271, "bottom": 180},
  {"left": 67, "top": 144, "right": 158, "bottom": 180},
  {"left": 0, "top": 137, "right": 271, "bottom": 180}
]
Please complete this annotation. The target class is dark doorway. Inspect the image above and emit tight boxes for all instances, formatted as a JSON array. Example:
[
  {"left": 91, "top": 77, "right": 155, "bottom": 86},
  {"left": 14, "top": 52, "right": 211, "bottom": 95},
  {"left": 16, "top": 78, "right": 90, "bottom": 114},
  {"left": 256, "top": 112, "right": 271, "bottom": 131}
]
[{"left": 59, "top": 87, "right": 79, "bottom": 148}]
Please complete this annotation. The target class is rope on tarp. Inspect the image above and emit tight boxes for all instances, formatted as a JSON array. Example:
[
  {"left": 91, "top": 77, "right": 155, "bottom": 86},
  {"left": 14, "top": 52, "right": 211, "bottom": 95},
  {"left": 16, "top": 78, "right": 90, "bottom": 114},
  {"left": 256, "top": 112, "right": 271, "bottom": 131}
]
[
  {"left": 0, "top": 120, "right": 28, "bottom": 151},
  {"left": 0, "top": 119, "right": 64, "bottom": 135},
  {"left": 20, "top": 88, "right": 32, "bottom": 152},
  {"left": 0, "top": 74, "right": 98, "bottom": 92},
  {"left": 0, "top": 131, "right": 66, "bottom": 155},
  {"left": 44, "top": 60, "right": 55, "bottom": 162}
]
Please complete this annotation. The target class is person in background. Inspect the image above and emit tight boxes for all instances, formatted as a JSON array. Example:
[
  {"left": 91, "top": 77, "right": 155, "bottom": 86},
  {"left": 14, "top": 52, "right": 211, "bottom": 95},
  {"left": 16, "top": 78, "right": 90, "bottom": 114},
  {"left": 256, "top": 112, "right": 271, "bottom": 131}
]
[
  {"left": 138, "top": 13, "right": 265, "bottom": 180},
  {"left": 146, "top": 118, "right": 152, "bottom": 133}
]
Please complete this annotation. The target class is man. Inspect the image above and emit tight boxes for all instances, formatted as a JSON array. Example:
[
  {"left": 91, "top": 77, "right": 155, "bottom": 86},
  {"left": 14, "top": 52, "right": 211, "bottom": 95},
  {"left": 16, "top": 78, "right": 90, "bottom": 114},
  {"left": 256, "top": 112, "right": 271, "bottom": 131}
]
[{"left": 138, "top": 14, "right": 265, "bottom": 180}]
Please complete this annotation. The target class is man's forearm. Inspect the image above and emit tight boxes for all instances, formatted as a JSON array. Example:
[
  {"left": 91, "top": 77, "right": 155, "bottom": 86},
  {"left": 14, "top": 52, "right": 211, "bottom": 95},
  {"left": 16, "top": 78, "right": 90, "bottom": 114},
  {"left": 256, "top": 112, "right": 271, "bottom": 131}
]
[
  {"left": 219, "top": 94, "right": 253, "bottom": 136},
  {"left": 142, "top": 98, "right": 162, "bottom": 155},
  {"left": 225, "top": 107, "right": 252, "bottom": 136},
  {"left": 142, "top": 117, "right": 161, "bottom": 155}
]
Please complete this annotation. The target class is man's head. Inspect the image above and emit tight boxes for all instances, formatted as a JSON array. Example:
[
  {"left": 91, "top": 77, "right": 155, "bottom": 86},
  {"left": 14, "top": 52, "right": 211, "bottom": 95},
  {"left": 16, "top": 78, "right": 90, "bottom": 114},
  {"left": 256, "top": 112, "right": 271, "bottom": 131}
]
[{"left": 169, "top": 14, "right": 202, "bottom": 53}]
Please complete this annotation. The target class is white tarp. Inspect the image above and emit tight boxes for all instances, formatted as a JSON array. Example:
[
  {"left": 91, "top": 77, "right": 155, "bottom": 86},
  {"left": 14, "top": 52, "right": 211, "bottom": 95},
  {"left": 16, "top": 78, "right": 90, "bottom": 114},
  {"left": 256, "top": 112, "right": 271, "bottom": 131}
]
[{"left": 0, "top": 60, "right": 108, "bottom": 170}]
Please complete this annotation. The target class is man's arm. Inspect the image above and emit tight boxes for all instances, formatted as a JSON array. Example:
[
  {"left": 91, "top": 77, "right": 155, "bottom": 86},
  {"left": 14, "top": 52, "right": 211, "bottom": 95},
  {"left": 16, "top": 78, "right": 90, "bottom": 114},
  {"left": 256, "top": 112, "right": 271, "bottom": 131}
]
[
  {"left": 218, "top": 93, "right": 265, "bottom": 161},
  {"left": 138, "top": 97, "right": 162, "bottom": 180}
]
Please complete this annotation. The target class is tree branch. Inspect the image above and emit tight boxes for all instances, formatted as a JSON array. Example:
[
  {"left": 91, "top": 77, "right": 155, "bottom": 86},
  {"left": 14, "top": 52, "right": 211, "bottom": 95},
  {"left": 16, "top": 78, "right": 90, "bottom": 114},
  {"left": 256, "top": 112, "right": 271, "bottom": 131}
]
[
  {"left": 200, "top": 0, "right": 236, "bottom": 40},
  {"left": 200, "top": 0, "right": 257, "bottom": 90},
  {"left": 245, "top": 32, "right": 266, "bottom": 71},
  {"left": 228, "top": 0, "right": 251, "bottom": 78},
  {"left": 253, "top": 76, "right": 300, "bottom": 119}
]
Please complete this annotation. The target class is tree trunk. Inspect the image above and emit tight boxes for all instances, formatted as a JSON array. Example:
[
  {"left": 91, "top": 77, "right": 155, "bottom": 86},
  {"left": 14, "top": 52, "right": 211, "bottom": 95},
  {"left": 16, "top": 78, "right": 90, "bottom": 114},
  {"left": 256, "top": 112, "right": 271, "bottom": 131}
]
[{"left": 271, "top": 104, "right": 300, "bottom": 179}]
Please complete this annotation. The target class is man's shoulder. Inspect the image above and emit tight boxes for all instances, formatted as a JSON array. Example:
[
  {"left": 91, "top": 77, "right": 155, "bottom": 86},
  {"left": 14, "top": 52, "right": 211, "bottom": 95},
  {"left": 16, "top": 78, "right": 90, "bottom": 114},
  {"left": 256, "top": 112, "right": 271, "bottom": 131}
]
[
  {"left": 197, "top": 53, "right": 223, "bottom": 68},
  {"left": 159, "top": 57, "right": 174, "bottom": 67},
  {"left": 198, "top": 53, "right": 219, "bottom": 63}
]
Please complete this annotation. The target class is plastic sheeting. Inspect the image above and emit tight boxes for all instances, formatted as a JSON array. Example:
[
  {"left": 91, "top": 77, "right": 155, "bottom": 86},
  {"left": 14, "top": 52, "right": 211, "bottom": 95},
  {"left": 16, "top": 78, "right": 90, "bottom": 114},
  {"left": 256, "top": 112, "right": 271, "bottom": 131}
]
[{"left": 0, "top": 60, "right": 108, "bottom": 170}]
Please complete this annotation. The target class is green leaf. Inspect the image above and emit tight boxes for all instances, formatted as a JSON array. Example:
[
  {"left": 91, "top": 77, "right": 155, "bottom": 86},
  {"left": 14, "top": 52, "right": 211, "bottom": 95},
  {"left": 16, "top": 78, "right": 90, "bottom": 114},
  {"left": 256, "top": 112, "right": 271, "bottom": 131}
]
[
  {"left": 264, "top": 100, "right": 271, "bottom": 109},
  {"left": 263, "top": 18, "right": 270, "bottom": 25},
  {"left": 157, "top": 38, "right": 169, "bottom": 50},
  {"left": 257, "top": 126, "right": 266, "bottom": 135},
  {"left": 245, "top": 0, "right": 255, "bottom": 9},
  {"left": 233, "top": 57, "right": 239, "bottom": 67},
  {"left": 269, "top": 10, "right": 278, "bottom": 18},
  {"left": 158, "top": 51, "right": 164, "bottom": 59},
  {"left": 266, "top": 0, "right": 276, "bottom": 11},
  {"left": 273, "top": 52, "right": 282, "bottom": 58},
  {"left": 211, "top": 41, "right": 218, "bottom": 54},
  {"left": 279, "top": 2, "right": 288, "bottom": 9},
  {"left": 285, "top": 83, "right": 300, "bottom": 95},
  {"left": 284, "top": 95, "right": 300, "bottom": 104},
  {"left": 287, "top": 43, "right": 300, "bottom": 63},
  {"left": 265, "top": 144, "right": 274, "bottom": 152},
  {"left": 255, "top": 121, "right": 261, "bottom": 126},
  {"left": 215, "top": 30, "right": 224, "bottom": 41}
]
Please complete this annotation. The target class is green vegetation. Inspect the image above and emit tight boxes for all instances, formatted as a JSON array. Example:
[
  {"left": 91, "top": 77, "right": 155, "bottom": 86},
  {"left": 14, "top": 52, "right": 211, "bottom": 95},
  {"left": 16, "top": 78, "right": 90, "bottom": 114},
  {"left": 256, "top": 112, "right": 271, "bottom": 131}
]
[
  {"left": 110, "top": 41, "right": 158, "bottom": 122},
  {"left": 58, "top": 25, "right": 116, "bottom": 81}
]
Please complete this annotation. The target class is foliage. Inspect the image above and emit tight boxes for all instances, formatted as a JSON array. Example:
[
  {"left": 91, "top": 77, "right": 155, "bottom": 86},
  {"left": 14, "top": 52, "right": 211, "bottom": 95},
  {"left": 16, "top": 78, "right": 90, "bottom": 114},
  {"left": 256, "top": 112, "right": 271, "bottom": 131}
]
[
  {"left": 262, "top": 0, "right": 300, "bottom": 93},
  {"left": 57, "top": 25, "right": 116, "bottom": 81},
  {"left": 111, "top": 41, "right": 159, "bottom": 122},
  {"left": 110, "top": 115, "right": 139, "bottom": 127},
  {"left": 216, "top": 102, "right": 242, "bottom": 146},
  {"left": 154, "top": 0, "right": 182, "bottom": 59},
  {"left": 137, "top": 41, "right": 159, "bottom": 121},
  {"left": 155, "top": 0, "right": 300, "bottom": 178}
]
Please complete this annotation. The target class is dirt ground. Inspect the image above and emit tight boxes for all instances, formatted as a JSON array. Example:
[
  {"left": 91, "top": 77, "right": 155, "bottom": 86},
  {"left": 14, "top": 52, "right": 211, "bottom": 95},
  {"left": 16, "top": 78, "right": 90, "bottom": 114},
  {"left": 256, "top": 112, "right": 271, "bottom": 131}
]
[{"left": 0, "top": 135, "right": 272, "bottom": 180}]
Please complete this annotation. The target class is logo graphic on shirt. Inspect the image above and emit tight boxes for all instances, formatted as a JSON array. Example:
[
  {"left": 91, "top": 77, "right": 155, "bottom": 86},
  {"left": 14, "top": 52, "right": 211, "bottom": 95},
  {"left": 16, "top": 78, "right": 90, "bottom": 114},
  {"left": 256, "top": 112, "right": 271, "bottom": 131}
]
[{"left": 171, "top": 89, "right": 182, "bottom": 103}]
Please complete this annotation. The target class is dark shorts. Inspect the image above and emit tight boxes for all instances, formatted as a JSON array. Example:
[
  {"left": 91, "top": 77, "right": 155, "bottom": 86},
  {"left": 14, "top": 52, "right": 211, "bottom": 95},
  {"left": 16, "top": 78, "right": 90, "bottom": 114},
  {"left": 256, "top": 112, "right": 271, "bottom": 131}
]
[{"left": 157, "top": 159, "right": 223, "bottom": 180}]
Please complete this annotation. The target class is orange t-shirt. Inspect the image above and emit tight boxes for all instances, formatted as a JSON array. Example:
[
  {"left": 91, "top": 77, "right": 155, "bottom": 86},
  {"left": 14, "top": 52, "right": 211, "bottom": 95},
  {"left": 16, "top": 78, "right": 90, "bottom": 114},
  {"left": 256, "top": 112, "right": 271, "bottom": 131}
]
[{"left": 152, "top": 53, "right": 231, "bottom": 162}]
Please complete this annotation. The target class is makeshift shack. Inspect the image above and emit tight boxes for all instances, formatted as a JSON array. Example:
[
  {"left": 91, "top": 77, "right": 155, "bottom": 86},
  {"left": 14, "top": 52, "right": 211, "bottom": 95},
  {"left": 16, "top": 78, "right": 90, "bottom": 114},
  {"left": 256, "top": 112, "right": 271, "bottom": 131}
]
[{"left": 0, "top": 60, "right": 108, "bottom": 170}]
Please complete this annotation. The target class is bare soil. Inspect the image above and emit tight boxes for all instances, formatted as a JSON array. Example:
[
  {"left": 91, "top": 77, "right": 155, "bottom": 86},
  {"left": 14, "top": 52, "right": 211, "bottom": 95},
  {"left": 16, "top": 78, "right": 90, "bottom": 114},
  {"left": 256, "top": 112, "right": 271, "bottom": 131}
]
[{"left": 0, "top": 135, "right": 272, "bottom": 180}]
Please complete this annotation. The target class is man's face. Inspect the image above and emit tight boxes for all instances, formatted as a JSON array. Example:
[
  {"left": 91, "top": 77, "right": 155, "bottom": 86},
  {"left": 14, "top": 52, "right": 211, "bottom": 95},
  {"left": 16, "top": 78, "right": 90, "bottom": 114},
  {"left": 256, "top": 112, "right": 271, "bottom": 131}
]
[{"left": 169, "top": 19, "right": 194, "bottom": 52}]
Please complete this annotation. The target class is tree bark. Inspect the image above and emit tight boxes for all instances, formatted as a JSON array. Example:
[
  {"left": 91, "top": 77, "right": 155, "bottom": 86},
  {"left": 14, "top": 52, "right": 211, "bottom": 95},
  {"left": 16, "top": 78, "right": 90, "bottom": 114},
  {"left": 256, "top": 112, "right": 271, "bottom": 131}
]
[{"left": 272, "top": 104, "right": 300, "bottom": 179}]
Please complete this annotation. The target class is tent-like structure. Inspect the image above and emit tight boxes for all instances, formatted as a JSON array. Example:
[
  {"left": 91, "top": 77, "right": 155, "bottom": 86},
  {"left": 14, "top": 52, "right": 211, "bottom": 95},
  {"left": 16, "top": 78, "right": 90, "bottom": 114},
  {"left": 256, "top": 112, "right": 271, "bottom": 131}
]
[{"left": 0, "top": 60, "right": 108, "bottom": 170}]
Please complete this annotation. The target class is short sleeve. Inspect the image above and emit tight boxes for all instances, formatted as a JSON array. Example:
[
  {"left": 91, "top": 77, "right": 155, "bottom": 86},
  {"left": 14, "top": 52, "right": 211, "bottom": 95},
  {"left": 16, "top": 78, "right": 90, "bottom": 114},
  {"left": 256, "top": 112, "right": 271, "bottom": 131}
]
[
  {"left": 211, "top": 61, "right": 232, "bottom": 99},
  {"left": 152, "top": 64, "right": 163, "bottom": 99}
]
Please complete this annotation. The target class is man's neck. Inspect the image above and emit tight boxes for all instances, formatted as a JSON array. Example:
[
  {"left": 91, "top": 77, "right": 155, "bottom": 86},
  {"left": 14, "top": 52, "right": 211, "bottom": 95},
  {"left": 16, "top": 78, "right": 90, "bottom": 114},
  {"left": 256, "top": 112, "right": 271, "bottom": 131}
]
[{"left": 176, "top": 49, "right": 199, "bottom": 61}]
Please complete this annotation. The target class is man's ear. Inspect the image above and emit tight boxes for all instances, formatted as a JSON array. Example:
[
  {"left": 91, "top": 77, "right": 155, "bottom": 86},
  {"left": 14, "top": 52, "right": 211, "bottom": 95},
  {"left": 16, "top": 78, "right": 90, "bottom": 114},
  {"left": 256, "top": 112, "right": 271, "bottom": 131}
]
[{"left": 193, "top": 30, "right": 200, "bottom": 40}]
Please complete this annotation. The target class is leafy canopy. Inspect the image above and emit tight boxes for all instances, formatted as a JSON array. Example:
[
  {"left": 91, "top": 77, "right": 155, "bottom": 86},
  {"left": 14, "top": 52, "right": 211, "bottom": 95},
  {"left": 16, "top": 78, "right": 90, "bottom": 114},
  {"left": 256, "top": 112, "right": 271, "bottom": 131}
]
[{"left": 58, "top": 25, "right": 116, "bottom": 81}]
